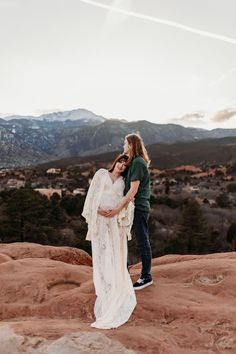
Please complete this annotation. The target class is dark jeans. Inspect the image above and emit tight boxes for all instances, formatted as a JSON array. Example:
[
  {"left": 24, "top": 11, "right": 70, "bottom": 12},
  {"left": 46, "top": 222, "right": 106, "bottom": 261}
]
[{"left": 132, "top": 209, "right": 152, "bottom": 280}]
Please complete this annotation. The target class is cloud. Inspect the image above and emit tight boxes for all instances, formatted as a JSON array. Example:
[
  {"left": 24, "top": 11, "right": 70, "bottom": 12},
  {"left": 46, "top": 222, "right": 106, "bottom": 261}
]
[
  {"left": 210, "top": 109, "right": 236, "bottom": 123},
  {"left": 172, "top": 108, "right": 236, "bottom": 129},
  {"left": 79, "top": 0, "right": 236, "bottom": 45},
  {"left": 171, "top": 112, "right": 206, "bottom": 127}
]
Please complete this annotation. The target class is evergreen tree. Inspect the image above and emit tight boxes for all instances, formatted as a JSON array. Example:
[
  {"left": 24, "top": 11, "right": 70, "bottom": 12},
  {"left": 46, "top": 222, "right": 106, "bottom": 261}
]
[
  {"left": 165, "top": 178, "right": 170, "bottom": 195},
  {"left": 209, "top": 229, "right": 223, "bottom": 253},
  {"left": 171, "top": 198, "right": 210, "bottom": 254},
  {"left": 60, "top": 194, "right": 85, "bottom": 216},
  {"left": 5, "top": 188, "right": 53, "bottom": 243},
  {"left": 227, "top": 183, "right": 236, "bottom": 193},
  {"left": 216, "top": 193, "right": 230, "bottom": 208},
  {"left": 50, "top": 192, "right": 66, "bottom": 226},
  {"left": 227, "top": 223, "right": 236, "bottom": 251}
]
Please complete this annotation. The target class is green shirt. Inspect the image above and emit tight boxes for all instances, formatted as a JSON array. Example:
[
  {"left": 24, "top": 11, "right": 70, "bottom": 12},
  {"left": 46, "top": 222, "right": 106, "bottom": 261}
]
[{"left": 124, "top": 156, "right": 150, "bottom": 212}]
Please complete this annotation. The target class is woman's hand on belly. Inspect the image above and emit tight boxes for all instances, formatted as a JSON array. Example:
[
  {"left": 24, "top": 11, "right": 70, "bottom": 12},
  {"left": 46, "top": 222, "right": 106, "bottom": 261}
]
[
  {"left": 104, "top": 208, "right": 120, "bottom": 217},
  {"left": 97, "top": 207, "right": 112, "bottom": 216},
  {"left": 97, "top": 207, "right": 120, "bottom": 218}
]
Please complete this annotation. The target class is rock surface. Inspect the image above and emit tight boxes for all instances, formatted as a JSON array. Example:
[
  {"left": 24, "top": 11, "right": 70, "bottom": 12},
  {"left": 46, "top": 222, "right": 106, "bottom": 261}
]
[
  {"left": 0, "top": 325, "right": 134, "bottom": 354},
  {"left": 0, "top": 242, "right": 92, "bottom": 266},
  {"left": 0, "top": 243, "right": 236, "bottom": 354}
]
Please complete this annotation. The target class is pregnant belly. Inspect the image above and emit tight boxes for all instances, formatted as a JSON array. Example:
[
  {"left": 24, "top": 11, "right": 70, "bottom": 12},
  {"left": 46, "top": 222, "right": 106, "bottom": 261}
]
[{"left": 99, "top": 194, "right": 119, "bottom": 210}]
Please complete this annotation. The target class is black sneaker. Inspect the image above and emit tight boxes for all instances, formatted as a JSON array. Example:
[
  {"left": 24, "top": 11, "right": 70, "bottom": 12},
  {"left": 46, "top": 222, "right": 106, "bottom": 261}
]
[{"left": 133, "top": 277, "right": 153, "bottom": 290}]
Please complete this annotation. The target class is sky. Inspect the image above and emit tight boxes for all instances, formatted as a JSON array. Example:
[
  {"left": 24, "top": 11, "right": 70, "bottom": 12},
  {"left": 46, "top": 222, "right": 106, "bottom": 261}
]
[{"left": 0, "top": 0, "right": 236, "bottom": 129}]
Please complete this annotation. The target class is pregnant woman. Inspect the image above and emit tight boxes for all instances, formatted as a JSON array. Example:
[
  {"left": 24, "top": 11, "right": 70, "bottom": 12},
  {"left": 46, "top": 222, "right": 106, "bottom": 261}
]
[{"left": 82, "top": 154, "right": 136, "bottom": 329}]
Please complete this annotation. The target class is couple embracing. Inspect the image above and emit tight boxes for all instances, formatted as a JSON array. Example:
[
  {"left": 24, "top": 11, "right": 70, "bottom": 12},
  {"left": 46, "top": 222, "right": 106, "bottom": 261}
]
[{"left": 82, "top": 133, "right": 153, "bottom": 329}]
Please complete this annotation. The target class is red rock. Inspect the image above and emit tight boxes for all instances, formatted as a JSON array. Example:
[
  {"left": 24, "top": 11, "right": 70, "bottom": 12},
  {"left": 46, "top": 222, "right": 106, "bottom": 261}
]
[
  {"left": 0, "top": 242, "right": 92, "bottom": 266},
  {"left": 0, "top": 325, "right": 134, "bottom": 354},
  {"left": 0, "top": 253, "right": 12, "bottom": 264},
  {"left": 0, "top": 257, "right": 94, "bottom": 321},
  {"left": 0, "top": 246, "right": 236, "bottom": 354}
]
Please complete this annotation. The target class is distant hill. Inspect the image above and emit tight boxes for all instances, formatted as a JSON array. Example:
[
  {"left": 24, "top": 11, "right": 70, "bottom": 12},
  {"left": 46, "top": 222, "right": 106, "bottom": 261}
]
[
  {"left": 36, "top": 136, "right": 236, "bottom": 170},
  {"left": 148, "top": 136, "right": 236, "bottom": 168},
  {"left": 1, "top": 108, "right": 236, "bottom": 168}
]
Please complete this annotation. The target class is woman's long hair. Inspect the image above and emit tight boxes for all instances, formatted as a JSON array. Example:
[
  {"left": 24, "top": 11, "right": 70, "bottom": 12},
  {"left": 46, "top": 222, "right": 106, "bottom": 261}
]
[
  {"left": 125, "top": 133, "right": 151, "bottom": 167},
  {"left": 108, "top": 154, "right": 129, "bottom": 176}
]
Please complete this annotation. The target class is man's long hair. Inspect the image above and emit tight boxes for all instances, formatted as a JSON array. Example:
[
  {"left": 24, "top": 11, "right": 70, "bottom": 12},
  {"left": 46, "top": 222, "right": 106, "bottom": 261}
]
[{"left": 125, "top": 133, "right": 151, "bottom": 167}]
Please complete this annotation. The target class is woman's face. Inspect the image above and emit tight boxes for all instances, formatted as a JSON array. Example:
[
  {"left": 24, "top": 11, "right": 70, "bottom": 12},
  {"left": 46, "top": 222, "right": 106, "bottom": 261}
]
[
  {"left": 123, "top": 139, "right": 130, "bottom": 154},
  {"left": 114, "top": 160, "right": 127, "bottom": 175}
]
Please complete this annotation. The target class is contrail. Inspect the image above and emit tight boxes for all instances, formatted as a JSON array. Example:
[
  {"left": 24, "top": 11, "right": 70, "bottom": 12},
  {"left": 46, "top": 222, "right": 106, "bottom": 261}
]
[{"left": 79, "top": 0, "right": 236, "bottom": 45}]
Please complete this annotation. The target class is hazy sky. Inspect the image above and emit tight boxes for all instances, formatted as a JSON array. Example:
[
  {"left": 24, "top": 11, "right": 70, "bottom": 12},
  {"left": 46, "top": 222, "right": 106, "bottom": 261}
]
[{"left": 0, "top": 0, "right": 236, "bottom": 129}]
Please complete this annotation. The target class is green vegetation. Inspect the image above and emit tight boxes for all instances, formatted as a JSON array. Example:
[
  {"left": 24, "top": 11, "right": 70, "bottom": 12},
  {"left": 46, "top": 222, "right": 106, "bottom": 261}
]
[
  {"left": 1, "top": 156, "right": 235, "bottom": 261},
  {"left": 167, "top": 198, "right": 210, "bottom": 254},
  {"left": 227, "top": 223, "right": 236, "bottom": 251},
  {"left": 227, "top": 183, "right": 236, "bottom": 193},
  {"left": 216, "top": 193, "right": 231, "bottom": 208},
  {"left": 0, "top": 188, "right": 88, "bottom": 249}
]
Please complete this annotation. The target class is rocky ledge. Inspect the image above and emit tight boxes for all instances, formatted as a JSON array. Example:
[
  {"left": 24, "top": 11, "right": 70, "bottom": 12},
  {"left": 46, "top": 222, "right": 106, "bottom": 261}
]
[{"left": 0, "top": 242, "right": 235, "bottom": 353}]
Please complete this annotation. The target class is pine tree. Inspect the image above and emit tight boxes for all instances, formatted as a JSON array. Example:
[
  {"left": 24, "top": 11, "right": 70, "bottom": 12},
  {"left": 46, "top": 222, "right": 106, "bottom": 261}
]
[
  {"left": 216, "top": 193, "right": 230, "bottom": 208},
  {"left": 227, "top": 223, "right": 236, "bottom": 251},
  {"left": 172, "top": 198, "right": 210, "bottom": 254},
  {"left": 5, "top": 188, "right": 52, "bottom": 243}
]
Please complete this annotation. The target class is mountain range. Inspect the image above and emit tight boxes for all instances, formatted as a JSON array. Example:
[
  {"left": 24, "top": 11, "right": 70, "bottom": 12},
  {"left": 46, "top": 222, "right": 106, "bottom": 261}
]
[
  {"left": 0, "top": 108, "right": 236, "bottom": 168},
  {"left": 36, "top": 136, "right": 236, "bottom": 170}
]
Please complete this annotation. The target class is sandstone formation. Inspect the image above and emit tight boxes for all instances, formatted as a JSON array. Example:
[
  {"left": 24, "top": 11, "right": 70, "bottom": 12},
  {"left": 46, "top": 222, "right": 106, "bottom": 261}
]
[
  {"left": 0, "top": 243, "right": 235, "bottom": 354},
  {"left": 0, "top": 242, "right": 92, "bottom": 266},
  {"left": 0, "top": 325, "right": 134, "bottom": 354}
]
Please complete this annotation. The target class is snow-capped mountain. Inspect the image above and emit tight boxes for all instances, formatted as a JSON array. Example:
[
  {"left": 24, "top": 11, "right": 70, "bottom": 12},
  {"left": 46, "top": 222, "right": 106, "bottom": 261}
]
[
  {"left": 0, "top": 108, "right": 236, "bottom": 168},
  {"left": 2, "top": 108, "right": 106, "bottom": 124}
]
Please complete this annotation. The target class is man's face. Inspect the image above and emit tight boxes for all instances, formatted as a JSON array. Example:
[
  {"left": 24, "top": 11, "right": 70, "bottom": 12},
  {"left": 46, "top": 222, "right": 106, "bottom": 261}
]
[{"left": 123, "top": 139, "right": 129, "bottom": 154}]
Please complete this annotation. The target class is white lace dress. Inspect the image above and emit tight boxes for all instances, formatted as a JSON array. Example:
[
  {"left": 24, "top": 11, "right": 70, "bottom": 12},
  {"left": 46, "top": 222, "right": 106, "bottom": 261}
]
[{"left": 82, "top": 169, "right": 136, "bottom": 329}]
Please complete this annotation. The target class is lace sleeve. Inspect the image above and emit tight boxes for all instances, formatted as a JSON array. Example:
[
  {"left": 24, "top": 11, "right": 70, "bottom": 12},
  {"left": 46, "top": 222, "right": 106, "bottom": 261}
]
[
  {"left": 82, "top": 168, "right": 107, "bottom": 241},
  {"left": 117, "top": 202, "right": 135, "bottom": 241}
]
